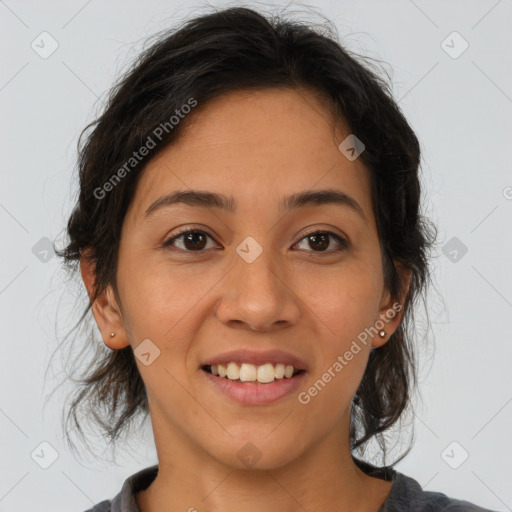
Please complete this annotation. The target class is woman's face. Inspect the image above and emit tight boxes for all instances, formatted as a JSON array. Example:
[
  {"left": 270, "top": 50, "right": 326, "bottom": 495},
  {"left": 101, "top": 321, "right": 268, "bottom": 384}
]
[{"left": 93, "top": 88, "right": 405, "bottom": 470}]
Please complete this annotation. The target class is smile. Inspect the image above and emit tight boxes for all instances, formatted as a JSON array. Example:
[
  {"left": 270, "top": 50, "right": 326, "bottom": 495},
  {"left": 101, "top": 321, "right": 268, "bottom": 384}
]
[
  {"left": 200, "top": 364, "right": 307, "bottom": 405},
  {"left": 203, "top": 362, "right": 304, "bottom": 383}
]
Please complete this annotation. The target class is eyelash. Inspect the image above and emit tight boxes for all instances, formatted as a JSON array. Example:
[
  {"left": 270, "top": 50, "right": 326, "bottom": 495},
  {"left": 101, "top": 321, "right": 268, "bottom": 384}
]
[{"left": 162, "top": 227, "right": 349, "bottom": 255}]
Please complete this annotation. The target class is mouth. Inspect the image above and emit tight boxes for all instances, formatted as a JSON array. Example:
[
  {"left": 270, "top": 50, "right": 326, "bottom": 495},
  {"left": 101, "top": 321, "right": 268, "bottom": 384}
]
[
  {"left": 199, "top": 348, "right": 308, "bottom": 404},
  {"left": 201, "top": 363, "right": 305, "bottom": 384},
  {"left": 200, "top": 363, "right": 307, "bottom": 405}
]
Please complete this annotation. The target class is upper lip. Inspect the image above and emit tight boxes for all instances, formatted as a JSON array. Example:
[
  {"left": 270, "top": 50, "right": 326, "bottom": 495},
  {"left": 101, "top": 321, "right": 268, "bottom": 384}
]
[{"left": 201, "top": 348, "right": 308, "bottom": 371}]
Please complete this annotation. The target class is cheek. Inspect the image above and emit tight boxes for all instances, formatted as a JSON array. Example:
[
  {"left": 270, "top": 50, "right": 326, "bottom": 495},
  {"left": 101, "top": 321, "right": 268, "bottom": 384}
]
[
  {"left": 117, "top": 257, "right": 205, "bottom": 337},
  {"left": 301, "top": 262, "right": 381, "bottom": 341},
  {"left": 295, "top": 341, "right": 369, "bottom": 444},
  {"left": 304, "top": 355, "right": 367, "bottom": 406}
]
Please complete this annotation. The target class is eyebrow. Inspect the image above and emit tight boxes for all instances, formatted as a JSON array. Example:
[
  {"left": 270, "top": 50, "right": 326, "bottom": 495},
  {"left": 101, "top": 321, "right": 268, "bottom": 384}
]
[{"left": 144, "top": 188, "right": 368, "bottom": 224}]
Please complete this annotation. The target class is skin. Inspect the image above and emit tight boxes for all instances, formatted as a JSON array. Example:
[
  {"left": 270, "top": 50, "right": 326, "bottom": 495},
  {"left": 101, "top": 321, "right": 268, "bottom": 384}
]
[{"left": 81, "top": 87, "right": 410, "bottom": 512}]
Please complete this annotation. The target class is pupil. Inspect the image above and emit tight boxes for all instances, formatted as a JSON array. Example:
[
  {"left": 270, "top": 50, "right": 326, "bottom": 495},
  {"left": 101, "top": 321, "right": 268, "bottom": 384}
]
[
  {"left": 309, "top": 233, "right": 328, "bottom": 251},
  {"left": 184, "top": 231, "right": 206, "bottom": 250},
  {"left": 181, "top": 232, "right": 330, "bottom": 251}
]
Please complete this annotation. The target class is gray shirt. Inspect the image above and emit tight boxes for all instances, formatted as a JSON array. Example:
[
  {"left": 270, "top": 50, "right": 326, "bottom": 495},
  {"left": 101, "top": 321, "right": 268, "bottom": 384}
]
[{"left": 83, "top": 462, "right": 497, "bottom": 511}]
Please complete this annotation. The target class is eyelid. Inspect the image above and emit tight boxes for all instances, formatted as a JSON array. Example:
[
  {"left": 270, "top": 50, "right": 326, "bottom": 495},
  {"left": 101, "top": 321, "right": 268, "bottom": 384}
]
[
  {"left": 293, "top": 228, "right": 349, "bottom": 253},
  {"left": 163, "top": 225, "right": 349, "bottom": 253},
  {"left": 298, "top": 225, "right": 348, "bottom": 242},
  {"left": 163, "top": 225, "right": 219, "bottom": 248}
]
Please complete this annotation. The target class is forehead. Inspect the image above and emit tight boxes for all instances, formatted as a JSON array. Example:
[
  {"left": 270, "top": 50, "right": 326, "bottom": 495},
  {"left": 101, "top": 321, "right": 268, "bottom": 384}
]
[{"left": 127, "top": 88, "right": 374, "bottom": 224}]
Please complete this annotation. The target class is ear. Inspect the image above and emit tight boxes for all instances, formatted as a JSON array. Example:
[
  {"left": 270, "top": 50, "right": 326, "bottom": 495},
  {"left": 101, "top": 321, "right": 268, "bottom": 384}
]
[
  {"left": 79, "top": 249, "right": 130, "bottom": 350},
  {"left": 372, "top": 262, "right": 411, "bottom": 349}
]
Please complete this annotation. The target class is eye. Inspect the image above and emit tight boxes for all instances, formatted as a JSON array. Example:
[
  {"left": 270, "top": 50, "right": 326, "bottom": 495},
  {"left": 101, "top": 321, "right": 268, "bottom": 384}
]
[
  {"left": 163, "top": 228, "right": 349, "bottom": 254},
  {"left": 163, "top": 229, "right": 218, "bottom": 252},
  {"left": 293, "top": 230, "right": 348, "bottom": 254}
]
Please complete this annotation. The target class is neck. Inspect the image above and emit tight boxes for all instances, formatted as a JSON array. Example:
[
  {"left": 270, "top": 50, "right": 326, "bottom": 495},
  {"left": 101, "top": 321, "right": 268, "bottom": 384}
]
[{"left": 136, "top": 418, "right": 392, "bottom": 512}]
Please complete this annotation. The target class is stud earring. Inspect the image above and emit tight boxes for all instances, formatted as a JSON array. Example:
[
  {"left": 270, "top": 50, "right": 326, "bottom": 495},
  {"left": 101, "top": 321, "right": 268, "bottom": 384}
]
[
  {"left": 110, "top": 332, "right": 116, "bottom": 337},
  {"left": 378, "top": 330, "right": 386, "bottom": 338}
]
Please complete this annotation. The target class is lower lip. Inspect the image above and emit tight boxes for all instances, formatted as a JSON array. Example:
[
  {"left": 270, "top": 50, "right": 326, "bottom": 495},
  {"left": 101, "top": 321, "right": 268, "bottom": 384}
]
[{"left": 200, "top": 369, "right": 307, "bottom": 405}]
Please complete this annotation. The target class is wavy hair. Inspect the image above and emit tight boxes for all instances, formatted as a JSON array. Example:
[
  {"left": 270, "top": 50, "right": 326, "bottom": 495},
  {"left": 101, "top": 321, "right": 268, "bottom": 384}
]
[{"left": 53, "top": 5, "right": 438, "bottom": 466}]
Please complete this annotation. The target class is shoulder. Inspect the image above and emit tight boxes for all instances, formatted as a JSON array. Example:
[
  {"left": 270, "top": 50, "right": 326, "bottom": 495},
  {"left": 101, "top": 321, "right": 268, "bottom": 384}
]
[
  {"left": 353, "top": 458, "right": 496, "bottom": 512},
  {"left": 83, "top": 500, "right": 111, "bottom": 512},
  {"left": 383, "top": 472, "right": 498, "bottom": 512},
  {"left": 81, "top": 465, "right": 159, "bottom": 512}
]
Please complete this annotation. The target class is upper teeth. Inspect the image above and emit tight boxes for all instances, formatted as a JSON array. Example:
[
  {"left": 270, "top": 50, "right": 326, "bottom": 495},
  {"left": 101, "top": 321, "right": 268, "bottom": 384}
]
[{"left": 210, "top": 362, "right": 298, "bottom": 383}]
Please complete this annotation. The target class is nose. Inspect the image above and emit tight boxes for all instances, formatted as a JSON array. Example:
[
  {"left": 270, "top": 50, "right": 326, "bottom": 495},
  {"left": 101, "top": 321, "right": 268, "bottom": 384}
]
[{"left": 214, "top": 247, "right": 301, "bottom": 331}]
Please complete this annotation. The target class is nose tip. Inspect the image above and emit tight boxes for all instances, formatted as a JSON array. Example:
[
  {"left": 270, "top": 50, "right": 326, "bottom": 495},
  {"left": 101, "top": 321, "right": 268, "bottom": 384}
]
[{"left": 214, "top": 254, "right": 301, "bottom": 331}]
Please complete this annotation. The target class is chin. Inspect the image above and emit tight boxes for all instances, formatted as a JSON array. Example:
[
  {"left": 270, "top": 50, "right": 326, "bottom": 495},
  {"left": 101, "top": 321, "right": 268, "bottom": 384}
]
[{"left": 205, "top": 434, "right": 305, "bottom": 471}]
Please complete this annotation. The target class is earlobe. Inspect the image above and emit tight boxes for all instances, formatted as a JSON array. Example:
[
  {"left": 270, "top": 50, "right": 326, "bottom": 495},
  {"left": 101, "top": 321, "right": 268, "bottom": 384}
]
[
  {"left": 80, "top": 251, "right": 130, "bottom": 350},
  {"left": 90, "top": 291, "right": 131, "bottom": 349},
  {"left": 371, "top": 304, "right": 403, "bottom": 349}
]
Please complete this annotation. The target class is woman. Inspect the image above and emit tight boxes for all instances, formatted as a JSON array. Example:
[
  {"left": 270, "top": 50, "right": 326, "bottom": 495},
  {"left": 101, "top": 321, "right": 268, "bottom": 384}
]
[{"left": 56, "top": 6, "right": 495, "bottom": 512}]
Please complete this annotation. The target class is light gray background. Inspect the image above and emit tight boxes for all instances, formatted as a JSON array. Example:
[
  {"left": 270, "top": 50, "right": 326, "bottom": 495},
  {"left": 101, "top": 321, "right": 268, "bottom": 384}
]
[{"left": 1, "top": 0, "right": 511, "bottom": 511}]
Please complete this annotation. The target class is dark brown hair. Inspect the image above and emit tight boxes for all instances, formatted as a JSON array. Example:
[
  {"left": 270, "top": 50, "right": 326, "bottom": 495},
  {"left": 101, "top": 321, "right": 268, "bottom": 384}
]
[{"left": 53, "top": 5, "right": 438, "bottom": 466}]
